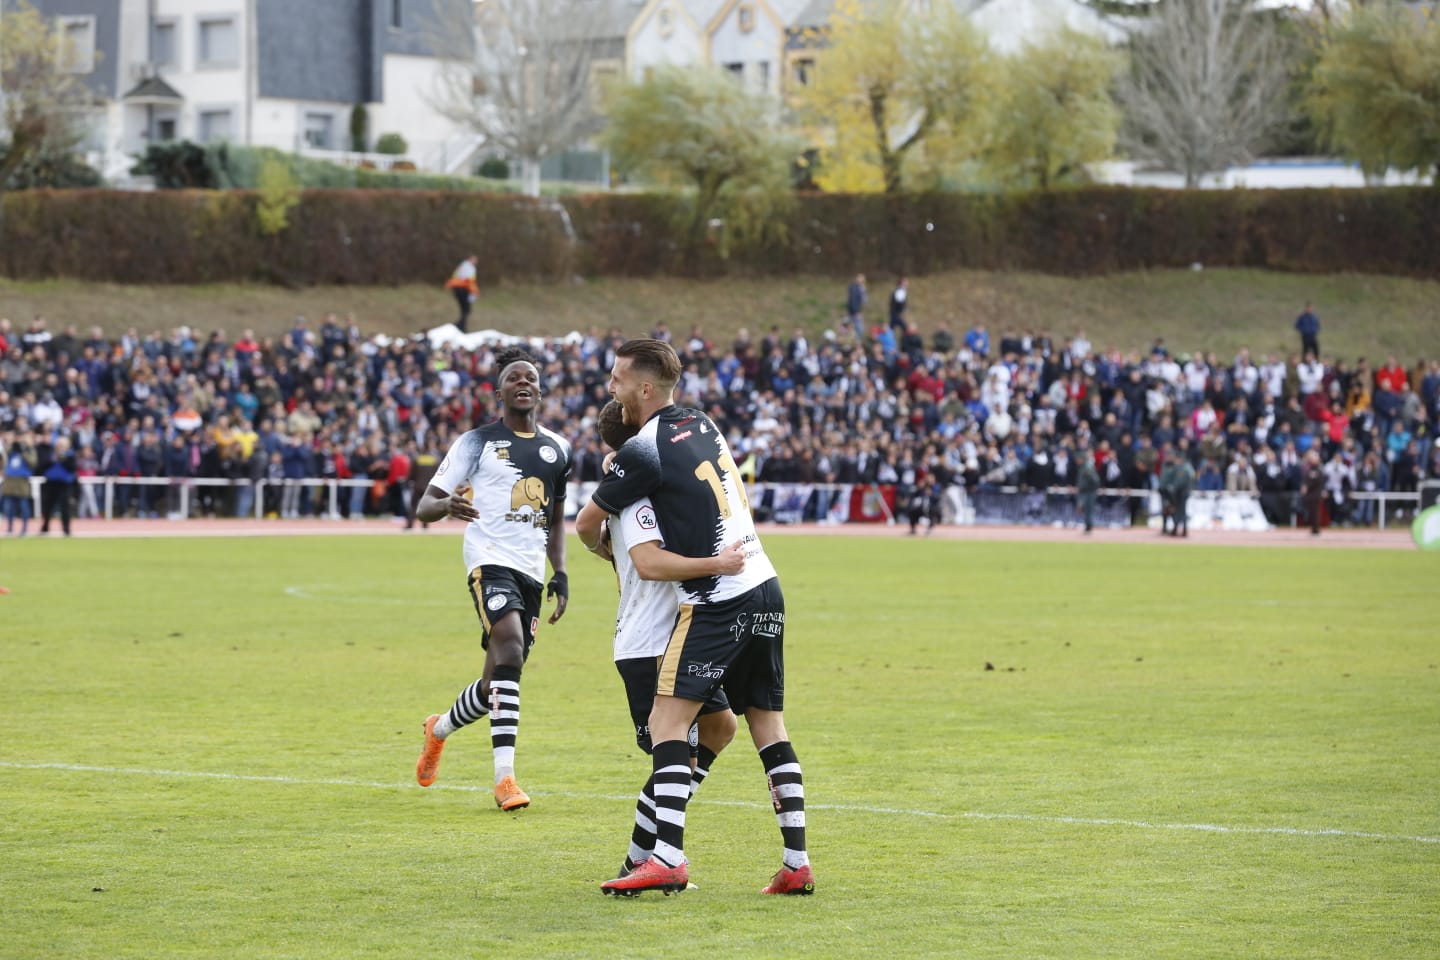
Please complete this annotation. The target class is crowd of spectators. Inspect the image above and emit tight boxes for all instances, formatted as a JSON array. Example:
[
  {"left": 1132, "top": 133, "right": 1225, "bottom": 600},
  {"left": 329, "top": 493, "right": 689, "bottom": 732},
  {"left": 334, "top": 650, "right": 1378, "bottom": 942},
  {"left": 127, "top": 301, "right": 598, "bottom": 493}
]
[{"left": 2, "top": 293, "right": 1438, "bottom": 533}]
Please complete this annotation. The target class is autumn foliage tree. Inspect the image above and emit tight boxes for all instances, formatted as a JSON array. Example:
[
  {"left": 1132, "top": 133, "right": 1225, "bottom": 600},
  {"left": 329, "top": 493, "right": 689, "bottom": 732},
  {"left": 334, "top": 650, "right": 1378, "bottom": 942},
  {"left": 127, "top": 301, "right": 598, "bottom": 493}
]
[
  {"left": 797, "top": 0, "right": 996, "bottom": 193},
  {"left": 1308, "top": 2, "right": 1440, "bottom": 181},
  {"left": 987, "top": 29, "right": 1124, "bottom": 189},
  {"left": 604, "top": 65, "right": 797, "bottom": 256}
]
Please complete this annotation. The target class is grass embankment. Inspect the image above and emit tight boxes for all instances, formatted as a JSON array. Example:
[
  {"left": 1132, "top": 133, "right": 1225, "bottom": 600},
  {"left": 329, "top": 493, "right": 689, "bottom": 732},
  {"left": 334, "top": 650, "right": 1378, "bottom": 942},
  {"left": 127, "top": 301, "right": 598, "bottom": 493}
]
[{"left": 2, "top": 268, "right": 1437, "bottom": 362}]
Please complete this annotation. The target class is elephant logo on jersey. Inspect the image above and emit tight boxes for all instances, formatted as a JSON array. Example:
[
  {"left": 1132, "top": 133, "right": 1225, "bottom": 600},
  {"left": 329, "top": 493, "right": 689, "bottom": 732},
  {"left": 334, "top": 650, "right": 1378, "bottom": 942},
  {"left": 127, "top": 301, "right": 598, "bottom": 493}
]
[
  {"left": 510, "top": 476, "right": 549, "bottom": 512},
  {"left": 506, "top": 476, "right": 551, "bottom": 526}
]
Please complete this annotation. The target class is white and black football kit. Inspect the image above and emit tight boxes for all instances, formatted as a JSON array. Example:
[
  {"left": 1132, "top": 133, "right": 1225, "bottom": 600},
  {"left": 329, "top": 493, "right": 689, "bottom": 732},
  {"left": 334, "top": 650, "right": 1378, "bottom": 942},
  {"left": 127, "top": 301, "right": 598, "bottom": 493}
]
[
  {"left": 431, "top": 420, "right": 572, "bottom": 657},
  {"left": 592, "top": 405, "right": 784, "bottom": 712}
]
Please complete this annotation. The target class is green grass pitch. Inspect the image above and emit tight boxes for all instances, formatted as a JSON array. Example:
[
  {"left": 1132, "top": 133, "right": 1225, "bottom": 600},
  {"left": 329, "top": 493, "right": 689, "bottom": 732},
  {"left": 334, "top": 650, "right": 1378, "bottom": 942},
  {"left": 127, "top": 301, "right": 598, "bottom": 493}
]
[{"left": 1, "top": 533, "right": 1436, "bottom": 959}]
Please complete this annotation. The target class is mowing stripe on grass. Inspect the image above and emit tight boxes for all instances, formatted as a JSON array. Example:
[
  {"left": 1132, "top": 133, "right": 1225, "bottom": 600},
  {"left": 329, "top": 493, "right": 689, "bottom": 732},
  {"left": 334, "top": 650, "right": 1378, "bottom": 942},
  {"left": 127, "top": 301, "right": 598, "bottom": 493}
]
[{"left": 4, "top": 760, "right": 1436, "bottom": 846}]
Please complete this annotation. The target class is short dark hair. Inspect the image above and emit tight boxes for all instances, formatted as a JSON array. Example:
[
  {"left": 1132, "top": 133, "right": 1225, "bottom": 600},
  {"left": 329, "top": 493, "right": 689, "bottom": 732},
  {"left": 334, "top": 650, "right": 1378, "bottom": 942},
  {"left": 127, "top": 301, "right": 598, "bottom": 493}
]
[
  {"left": 615, "top": 338, "right": 680, "bottom": 390},
  {"left": 495, "top": 346, "right": 538, "bottom": 381},
  {"left": 598, "top": 400, "right": 636, "bottom": 451}
]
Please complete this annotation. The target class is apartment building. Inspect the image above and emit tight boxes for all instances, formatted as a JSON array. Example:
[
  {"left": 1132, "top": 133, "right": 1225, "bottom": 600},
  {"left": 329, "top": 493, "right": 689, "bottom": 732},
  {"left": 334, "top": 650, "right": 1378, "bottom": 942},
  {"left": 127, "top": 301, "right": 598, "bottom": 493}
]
[{"left": 10, "top": 0, "right": 478, "bottom": 179}]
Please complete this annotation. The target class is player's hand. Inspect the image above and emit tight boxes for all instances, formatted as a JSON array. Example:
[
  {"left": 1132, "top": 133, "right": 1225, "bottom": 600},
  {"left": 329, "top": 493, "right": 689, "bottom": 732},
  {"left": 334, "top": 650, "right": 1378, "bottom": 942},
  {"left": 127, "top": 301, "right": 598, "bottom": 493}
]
[
  {"left": 715, "top": 540, "right": 747, "bottom": 576},
  {"left": 445, "top": 484, "right": 478, "bottom": 522},
  {"left": 546, "top": 571, "right": 568, "bottom": 624}
]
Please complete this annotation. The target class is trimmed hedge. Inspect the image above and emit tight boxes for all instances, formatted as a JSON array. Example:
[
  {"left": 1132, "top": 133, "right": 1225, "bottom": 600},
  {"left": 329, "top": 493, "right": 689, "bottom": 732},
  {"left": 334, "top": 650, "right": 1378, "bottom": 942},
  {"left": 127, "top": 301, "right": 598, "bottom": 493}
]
[{"left": 2, "top": 187, "right": 1436, "bottom": 284}]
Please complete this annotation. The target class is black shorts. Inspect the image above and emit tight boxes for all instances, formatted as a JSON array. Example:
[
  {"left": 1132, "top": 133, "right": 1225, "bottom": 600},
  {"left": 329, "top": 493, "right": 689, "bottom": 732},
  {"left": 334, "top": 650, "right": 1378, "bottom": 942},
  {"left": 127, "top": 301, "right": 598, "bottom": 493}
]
[
  {"left": 616, "top": 657, "right": 730, "bottom": 753},
  {"left": 467, "top": 565, "right": 542, "bottom": 661},
  {"left": 657, "top": 577, "right": 785, "bottom": 715}
]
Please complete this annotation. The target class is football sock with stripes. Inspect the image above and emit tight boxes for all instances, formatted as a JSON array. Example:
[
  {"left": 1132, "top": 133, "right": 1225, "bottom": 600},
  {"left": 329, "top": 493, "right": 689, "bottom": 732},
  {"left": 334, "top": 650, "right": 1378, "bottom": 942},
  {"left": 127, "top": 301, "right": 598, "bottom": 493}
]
[
  {"left": 489, "top": 665, "right": 522, "bottom": 785},
  {"left": 690, "top": 744, "right": 718, "bottom": 797},
  {"left": 759, "top": 740, "right": 809, "bottom": 870},
  {"left": 435, "top": 676, "right": 491, "bottom": 739},
  {"left": 626, "top": 775, "right": 658, "bottom": 869},
  {"left": 626, "top": 742, "right": 720, "bottom": 866},
  {"left": 649, "top": 739, "right": 693, "bottom": 867}
]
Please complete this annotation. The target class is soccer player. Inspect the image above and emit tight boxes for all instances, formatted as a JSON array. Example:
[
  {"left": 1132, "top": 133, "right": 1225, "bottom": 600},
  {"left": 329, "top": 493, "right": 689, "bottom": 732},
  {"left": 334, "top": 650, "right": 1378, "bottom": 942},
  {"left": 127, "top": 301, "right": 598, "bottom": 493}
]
[
  {"left": 413, "top": 347, "right": 571, "bottom": 811},
  {"left": 590, "top": 400, "right": 743, "bottom": 885},
  {"left": 576, "top": 339, "right": 816, "bottom": 896}
]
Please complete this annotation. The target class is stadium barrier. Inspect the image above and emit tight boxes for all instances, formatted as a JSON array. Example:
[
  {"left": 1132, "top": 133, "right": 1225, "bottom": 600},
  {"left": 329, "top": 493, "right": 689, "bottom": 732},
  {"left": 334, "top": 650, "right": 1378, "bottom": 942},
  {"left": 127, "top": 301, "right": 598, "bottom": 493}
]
[{"left": 22, "top": 477, "right": 1424, "bottom": 529}]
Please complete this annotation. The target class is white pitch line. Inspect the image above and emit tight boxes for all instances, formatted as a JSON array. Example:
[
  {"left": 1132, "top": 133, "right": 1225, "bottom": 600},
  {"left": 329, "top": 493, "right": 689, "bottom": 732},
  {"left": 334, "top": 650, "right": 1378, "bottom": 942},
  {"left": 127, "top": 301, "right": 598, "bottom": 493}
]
[{"left": 4, "top": 760, "right": 1436, "bottom": 846}]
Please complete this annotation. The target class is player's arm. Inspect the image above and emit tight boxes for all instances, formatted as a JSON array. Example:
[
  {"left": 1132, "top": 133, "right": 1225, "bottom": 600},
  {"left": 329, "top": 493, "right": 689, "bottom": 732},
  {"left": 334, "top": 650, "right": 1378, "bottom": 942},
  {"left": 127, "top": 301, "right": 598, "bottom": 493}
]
[
  {"left": 416, "top": 439, "right": 477, "bottom": 523},
  {"left": 630, "top": 539, "right": 746, "bottom": 582},
  {"left": 545, "top": 491, "right": 568, "bottom": 623},
  {"left": 575, "top": 497, "right": 612, "bottom": 558},
  {"left": 416, "top": 483, "right": 476, "bottom": 523}
]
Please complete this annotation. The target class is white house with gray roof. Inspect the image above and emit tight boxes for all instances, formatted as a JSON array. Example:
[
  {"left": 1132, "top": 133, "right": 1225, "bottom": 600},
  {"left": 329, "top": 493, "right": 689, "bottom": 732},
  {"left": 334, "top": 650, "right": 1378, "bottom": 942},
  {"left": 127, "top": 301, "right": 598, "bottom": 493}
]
[{"left": 7, "top": 0, "right": 479, "bottom": 180}]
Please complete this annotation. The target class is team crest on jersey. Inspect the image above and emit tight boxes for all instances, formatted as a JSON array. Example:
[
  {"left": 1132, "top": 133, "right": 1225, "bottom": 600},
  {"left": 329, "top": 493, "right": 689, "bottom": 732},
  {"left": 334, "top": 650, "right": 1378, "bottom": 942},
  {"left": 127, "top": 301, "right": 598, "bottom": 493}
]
[
  {"left": 486, "top": 594, "right": 507, "bottom": 611},
  {"left": 538, "top": 445, "right": 557, "bottom": 463},
  {"left": 636, "top": 504, "right": 657, "bottom": 530},
  {"left": 494, "top": 447, "right": 511, "bottom": 461}
]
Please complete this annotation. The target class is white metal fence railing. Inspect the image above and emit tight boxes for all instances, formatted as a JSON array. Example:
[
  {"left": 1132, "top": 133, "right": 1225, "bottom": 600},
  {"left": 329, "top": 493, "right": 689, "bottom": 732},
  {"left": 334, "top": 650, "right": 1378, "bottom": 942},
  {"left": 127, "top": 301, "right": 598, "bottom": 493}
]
[{"left": 19, "top": 476, "right": 1426, "bottom": 529}]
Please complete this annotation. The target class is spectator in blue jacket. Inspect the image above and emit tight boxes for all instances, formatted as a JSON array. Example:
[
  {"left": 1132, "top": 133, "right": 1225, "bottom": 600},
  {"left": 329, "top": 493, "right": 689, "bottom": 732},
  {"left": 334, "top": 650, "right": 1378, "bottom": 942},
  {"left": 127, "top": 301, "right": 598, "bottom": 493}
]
[
  {"left": 40, "top": 435, "right": 77, "bottom": 536},
  {"left": 1294, "top": 302, "right": 1320, "bottom": 357}
]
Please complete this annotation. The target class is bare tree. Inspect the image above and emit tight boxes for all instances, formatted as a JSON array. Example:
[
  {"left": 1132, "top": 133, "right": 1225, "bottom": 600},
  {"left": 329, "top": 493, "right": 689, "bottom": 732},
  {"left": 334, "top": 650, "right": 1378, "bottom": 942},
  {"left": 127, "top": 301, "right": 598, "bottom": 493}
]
[
  {"left": 425, "top": 0, "right": 613, "bottom": 196},
  {"left": 1118, "top": 0, "right": 1292, "bottom": 187}
]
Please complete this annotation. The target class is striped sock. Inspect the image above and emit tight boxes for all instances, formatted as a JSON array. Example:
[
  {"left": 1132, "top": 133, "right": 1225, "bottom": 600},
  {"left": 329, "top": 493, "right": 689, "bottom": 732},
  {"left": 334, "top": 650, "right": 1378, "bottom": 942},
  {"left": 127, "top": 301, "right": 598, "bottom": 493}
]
[
  {"left": 437, "top": 677, "right": 490, "bottom": 738},
  {"left": 627, "top": 775, "right": 658, "bottom": 867},
  {"left": 690, "top": 744, "right": 718, "bottom": 797},
  {"left": 489, "top": 665, "right": 521, "bottom": 784},
  {"left": 649, "top": 740, "right": 693, "bottom": 868},
  {"left": 759, "top": 741, "right": 808, "bottom": 870}
]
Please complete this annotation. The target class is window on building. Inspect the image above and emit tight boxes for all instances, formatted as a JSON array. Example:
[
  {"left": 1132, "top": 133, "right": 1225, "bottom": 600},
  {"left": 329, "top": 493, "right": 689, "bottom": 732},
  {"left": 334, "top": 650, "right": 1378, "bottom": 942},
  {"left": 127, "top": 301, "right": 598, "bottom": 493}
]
[
  {"left": 304, "top": 113, "right": 335, "bottom": 149},
  {"left": 724, "top": 62, "right": 744, "bottom": 81},
  {"left": 756, "top": 60, "right": 770, "bottom": 92},
  {"left": 792, "top": 57, "right": 814, "bottom": 88},
  {"left": 156, "top": 117, "right": 178, "bottom": 141},
  {"left": 589, "top": 61, "right": 620, "bottom": 113},
  {"left": 152, "top": 20, "right": 177, "bottom": 67},
  {"left": 738, "top": 4, "right": 755, "bottom": 33},
  {"left": 198, "top": 110, "right": 233, "bottom": 144},
  {"left": 390, "top": 0, "right": 403, "bottom": 29},
  {"left": 57, "top": 17, "right": 96, "bottom": 74},
  {"left": 198, "top": 18, "right": 238, "bottom": 66}
]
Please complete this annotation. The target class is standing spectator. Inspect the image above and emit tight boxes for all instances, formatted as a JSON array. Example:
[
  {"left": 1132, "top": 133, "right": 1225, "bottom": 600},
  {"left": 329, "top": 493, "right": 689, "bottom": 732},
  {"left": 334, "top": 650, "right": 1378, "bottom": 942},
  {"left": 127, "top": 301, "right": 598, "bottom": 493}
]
[
  {"left": 74, "top": 442, "right": 100, "bottom": 519},
  {"left": 281, "top": 434, "right": 311, "bottom": 518},
  {"left": 134, "top": 430, "right": 164, "bottom": 518},
  {"left": 387, "top": 441, "right": 413, "bottom": 519},
  {"left": 3, "top": 427, "right": 37, "bottom": 536},
  {"left": 164, "top": 434, "right": 192, "bottom": 517},
  {"left": 1295, "top": 302, "right": 1321, "bottom": 357},
  {"left": 965, "top": 323, "right": 991, "bottom": 361},
  {"left": 1300, "top": 449, "right": 1325, "bottom": 534},
  {"left": 444, "top": 255, "right": 480, "bottom": 332},
  {"left": 39, "top": 436, "right": 77, "bottom": 536},
  {"left": 1323, "top": 452, "right": 1355, "bottom": 526},
  {"left": 1353, "top": 450, "right": 1386, "bottom": 526},
  {"left": 846, "top": 273, "right": 867, "bottom": 325},
  {"left": 405, "top": 438, "right": 441, "bottom": 530},
  {"left": 1076, "top": 448, "right": 1100, "bottom": 533},
  {"left": 888, "top": 276, "right": 909, "bottom": 335}
]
